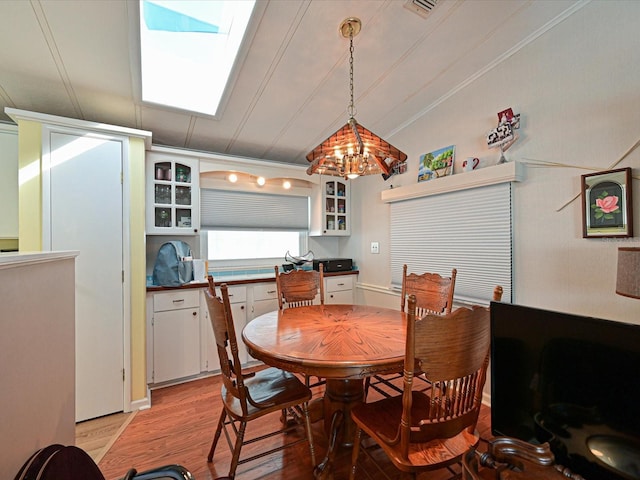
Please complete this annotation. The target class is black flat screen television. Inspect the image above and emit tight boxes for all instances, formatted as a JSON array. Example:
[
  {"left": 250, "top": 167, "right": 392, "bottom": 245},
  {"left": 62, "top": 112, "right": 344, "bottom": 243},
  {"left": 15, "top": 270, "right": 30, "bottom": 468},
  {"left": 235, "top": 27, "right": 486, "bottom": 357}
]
[{"left": 490, "top": 302, "right": 640, "bottom": 480}]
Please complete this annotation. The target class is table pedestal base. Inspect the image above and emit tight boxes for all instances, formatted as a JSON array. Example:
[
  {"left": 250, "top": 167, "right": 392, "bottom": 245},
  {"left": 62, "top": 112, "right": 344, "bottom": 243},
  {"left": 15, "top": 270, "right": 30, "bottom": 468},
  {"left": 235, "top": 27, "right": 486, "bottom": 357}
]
[
  {"left": 313, "top": 379, "right": 364, "bottom": 480},
  {"left": 323, "top": 379, "right": 363, "bottom": 446}
]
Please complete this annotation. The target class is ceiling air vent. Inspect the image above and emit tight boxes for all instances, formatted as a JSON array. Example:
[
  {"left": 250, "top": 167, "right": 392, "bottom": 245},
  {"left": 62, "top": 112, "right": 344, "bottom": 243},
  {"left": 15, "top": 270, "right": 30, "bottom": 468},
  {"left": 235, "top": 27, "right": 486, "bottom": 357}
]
[{"left": 403, "top": 0, "right": 439, "bottom": 18}]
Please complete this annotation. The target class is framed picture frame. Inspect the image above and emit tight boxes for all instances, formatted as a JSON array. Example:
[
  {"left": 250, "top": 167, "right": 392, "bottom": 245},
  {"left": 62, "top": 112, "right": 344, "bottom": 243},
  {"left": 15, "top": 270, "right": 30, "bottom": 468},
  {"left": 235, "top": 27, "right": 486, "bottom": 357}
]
[
  {"left": 418, "top": 145, "right": 455, "bottom": 183},
  {"left": 581, "top": 167, "right": 633, "bottom": 238}
]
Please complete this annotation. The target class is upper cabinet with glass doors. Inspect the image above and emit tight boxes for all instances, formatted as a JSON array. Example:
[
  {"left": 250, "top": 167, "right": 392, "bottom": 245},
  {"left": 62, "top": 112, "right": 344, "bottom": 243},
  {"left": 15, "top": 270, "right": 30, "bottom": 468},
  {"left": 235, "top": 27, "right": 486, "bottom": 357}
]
[
  {"left": 310, "top": 178, "right": 350, "bottom": 236},
  {"left": 146, "top": 153, "right": 200, "bottom": 235}
]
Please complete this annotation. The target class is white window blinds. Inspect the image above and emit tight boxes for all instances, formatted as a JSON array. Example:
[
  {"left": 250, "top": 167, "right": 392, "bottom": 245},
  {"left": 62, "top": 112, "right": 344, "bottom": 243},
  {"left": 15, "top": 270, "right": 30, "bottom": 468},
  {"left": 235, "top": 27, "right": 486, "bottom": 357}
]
[
  {"left": 201, "top": 189, "right": 309, "bottom": 230},
  {"left": 390, "top": 183, "right": 512, "bottom": 304}
]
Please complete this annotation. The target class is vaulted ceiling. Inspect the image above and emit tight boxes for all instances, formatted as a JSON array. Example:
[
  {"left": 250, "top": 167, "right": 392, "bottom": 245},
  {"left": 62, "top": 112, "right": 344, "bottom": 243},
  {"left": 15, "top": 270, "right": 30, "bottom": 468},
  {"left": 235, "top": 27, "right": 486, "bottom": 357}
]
[{"left": 0, "top": 0, "right": 583, "bottom": 167}]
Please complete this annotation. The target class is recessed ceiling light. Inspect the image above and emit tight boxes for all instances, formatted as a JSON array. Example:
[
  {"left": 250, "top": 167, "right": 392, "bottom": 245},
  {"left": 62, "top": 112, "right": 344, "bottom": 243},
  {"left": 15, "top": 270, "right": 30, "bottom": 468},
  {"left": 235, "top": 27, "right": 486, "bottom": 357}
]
[
  {"left": 282, "top": 180, "right": 291, "bottom": 190},
  {"left": 256, "top": 176, "right": 266, "bottom": 186},
  {"left": 228, "top": 173, "right": 238, "bottom": 183}
]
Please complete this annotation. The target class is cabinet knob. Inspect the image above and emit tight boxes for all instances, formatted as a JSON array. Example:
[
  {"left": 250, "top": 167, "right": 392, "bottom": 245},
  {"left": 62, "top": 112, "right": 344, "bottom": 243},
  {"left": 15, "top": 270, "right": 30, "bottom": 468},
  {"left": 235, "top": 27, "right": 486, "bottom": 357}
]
[{"left": 192, "top": 311, "right": 197, "bottom": 316}]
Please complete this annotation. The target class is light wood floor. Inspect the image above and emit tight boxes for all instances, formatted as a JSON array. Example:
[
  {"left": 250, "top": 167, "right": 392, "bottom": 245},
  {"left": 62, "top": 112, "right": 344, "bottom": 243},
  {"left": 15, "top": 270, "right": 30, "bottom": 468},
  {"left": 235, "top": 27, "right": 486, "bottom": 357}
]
[
  {"left": 75, "top": 411, "right": 136, "bottom": 464},
  {"left": 81, "top": 371, "right": 493, "bottom": 480}
]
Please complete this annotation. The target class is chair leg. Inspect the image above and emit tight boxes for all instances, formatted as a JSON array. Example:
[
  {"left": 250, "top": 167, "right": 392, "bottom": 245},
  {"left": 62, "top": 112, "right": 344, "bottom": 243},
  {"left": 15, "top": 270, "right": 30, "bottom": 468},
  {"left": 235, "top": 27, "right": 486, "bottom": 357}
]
[
  {"left": 208, "top": 409, "right": 227, "bottom": 462},
  {"left": 302, "top": 401, "right": 317, "bottom": 467},
  {"left": 363, "top": 377, "right": 370, "bottom": 400},
  {"left": 349, "top": 427, "right": 363, "bottom": 480},
  {"left": 228, "top": 420, "right": 247, "bottom": 479}
]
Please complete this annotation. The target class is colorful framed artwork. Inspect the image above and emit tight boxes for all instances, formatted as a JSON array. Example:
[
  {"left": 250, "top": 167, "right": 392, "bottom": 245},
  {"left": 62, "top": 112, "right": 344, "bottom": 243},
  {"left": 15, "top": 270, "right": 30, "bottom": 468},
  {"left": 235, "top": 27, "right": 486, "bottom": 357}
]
[
  {"left": 418, "top": 145, "right": 455, "bottom": 183},
  {"left": 581, "top": 167, "right": 633, "bottom": 238}
]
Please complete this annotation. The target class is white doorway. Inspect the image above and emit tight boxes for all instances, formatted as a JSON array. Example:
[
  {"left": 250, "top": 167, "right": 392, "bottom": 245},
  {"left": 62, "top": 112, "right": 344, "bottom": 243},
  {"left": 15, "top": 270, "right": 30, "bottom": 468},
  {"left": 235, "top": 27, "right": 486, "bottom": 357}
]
[{"left": 43, "top": 129, "right": 126, "bottom": 422}]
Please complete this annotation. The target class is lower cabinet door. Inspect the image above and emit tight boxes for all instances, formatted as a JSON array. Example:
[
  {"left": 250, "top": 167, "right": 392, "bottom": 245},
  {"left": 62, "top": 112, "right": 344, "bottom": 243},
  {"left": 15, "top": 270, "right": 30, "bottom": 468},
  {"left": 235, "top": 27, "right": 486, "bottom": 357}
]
[
  {"left": 253, "top": 298, "right": 278, "bottom": 320},
  {"left": 230, "top": 302, "right": 248, "bottom": 364},
  {"left": 153, "top": 308, "right": 200, "bottom": 383}
]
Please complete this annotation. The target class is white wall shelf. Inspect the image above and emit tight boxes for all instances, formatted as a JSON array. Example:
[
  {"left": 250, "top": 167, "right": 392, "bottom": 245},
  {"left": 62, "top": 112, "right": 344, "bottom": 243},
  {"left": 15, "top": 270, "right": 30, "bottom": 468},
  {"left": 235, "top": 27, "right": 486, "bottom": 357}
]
[{"left": 381, "top": 161, "right": 524, "bottom": 203}]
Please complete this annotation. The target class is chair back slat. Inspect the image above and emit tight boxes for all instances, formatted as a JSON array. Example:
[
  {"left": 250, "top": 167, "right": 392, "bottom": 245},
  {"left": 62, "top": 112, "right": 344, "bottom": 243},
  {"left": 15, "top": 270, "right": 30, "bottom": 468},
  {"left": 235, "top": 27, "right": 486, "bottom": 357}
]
[
  {"left": 275, "top": 264, "right": 324, "bottom": 310},
  {"left": 204, "top": 281, "right": 248, "bottom": 412},
  {"left": 400, "top": 264, "right": 456, "bottom": 316}
]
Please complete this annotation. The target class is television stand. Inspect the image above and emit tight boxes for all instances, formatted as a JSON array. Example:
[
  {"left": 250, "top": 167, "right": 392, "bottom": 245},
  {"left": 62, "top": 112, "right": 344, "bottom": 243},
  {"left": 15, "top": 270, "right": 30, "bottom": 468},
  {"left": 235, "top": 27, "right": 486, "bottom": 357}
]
[{"left": 462, "top": 437, "right": 586, "bottom": 480}]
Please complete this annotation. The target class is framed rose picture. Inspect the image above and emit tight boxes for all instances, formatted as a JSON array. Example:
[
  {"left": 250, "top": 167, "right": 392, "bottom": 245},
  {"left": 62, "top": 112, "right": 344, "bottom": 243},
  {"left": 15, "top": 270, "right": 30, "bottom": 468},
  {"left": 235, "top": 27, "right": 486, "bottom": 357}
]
[{"left": 581, "top": 167, "right": 633, "bottom": 238}]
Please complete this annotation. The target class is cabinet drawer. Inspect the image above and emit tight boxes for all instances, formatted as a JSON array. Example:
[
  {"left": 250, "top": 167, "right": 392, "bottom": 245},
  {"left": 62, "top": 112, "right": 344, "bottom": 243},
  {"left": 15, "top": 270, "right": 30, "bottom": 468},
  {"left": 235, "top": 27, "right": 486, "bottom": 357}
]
[
  {"left": 326, "top": 275, "right": 354, "bottom": 292},
  {"left": 154, "top": 290, "right": 200, "bottom": 312},
  {"left": 225, "top": 285, "right": 246, "bottom": 303},
  {"left": 253, "top": 282, "right": 278, "bottom": 301}
]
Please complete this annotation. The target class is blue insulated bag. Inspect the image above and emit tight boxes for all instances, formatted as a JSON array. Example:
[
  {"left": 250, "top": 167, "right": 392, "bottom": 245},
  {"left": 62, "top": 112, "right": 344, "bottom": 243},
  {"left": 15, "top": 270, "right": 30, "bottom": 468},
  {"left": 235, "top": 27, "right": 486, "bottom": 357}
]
[{"left": 152, "top": 241, "right": 194, "bottom": 286}]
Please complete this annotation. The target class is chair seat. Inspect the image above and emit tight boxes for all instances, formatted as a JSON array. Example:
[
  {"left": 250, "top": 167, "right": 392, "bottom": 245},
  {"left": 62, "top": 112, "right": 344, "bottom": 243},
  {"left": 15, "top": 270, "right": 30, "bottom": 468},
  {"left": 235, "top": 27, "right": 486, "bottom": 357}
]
[
  {"left": 351, "top": 391, "right": 480, "bottom": 471},
  {"left": 222, "top": 367, "right": 312, "bottom": 420}
]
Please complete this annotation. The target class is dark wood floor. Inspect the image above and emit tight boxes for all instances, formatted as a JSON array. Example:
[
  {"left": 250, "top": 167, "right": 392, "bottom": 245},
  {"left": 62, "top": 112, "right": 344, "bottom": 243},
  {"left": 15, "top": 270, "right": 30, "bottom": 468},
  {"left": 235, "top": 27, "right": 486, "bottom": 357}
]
[{"left": 98, "top": 370, "right": 494, "bottom": 480}]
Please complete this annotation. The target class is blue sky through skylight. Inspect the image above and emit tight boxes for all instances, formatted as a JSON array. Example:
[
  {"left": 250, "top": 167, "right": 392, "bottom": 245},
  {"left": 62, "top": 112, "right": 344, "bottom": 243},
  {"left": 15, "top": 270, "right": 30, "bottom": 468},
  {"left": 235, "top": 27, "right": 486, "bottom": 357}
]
[{"left": 139, "top": 0, "right": 255, "bottom": 116}]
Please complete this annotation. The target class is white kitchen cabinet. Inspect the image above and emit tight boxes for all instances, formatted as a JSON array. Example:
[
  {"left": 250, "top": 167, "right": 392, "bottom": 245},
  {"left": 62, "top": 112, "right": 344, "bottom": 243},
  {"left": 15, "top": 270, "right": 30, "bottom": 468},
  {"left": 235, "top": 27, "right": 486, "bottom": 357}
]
[
  {"left": 202, "top": 285, "right": 247, "bottom": 373},
  {"left": 146, "top": 151, "right": 200, "bottom": 235},
  {"left": 325, "top": 275, "right": 355, "bottom": 304},
  {"left": 311, "top": 178, "right": 351, "bottom": 236},
  {"left": 0, "top": 125, "right": 18, "bottom": 240},
  {"left": 250, "top": 282, "right": 279, "bottom": 321},
  {"left": 151, "top": 290, "right": 201, "bottom": 384}
]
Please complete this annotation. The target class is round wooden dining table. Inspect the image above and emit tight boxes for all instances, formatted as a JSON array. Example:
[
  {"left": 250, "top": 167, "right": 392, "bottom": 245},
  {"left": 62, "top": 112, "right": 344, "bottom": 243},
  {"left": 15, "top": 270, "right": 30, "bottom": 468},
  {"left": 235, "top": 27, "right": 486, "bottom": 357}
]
[{"left": 242, "top": 304, "right": 407, "bottom": 479}]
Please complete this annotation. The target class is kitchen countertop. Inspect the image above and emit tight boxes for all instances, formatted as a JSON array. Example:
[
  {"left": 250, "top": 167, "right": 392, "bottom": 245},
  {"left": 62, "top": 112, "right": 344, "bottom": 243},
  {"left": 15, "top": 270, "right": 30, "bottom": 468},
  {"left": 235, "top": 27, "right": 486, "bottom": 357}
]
[{"left": 146, "top": 269, "right": 358, "bottom": 292}]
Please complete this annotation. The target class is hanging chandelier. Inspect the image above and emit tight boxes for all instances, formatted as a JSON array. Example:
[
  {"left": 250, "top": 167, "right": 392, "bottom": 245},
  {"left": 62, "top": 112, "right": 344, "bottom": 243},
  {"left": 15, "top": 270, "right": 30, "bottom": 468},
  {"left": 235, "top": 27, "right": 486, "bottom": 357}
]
[{"left": 306, "top": 17, "right": 407, "bottom": 180}]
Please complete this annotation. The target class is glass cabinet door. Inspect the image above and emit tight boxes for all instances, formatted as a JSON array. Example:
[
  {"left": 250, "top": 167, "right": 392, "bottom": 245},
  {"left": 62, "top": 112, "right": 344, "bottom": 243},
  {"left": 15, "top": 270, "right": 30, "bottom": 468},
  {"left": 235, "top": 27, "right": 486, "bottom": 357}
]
[
  {"left": 146, "top": 155, "right": 199, "bottom": 234},
  {"left": 320, "top": 179, "right": 349, "bottom": 235}
]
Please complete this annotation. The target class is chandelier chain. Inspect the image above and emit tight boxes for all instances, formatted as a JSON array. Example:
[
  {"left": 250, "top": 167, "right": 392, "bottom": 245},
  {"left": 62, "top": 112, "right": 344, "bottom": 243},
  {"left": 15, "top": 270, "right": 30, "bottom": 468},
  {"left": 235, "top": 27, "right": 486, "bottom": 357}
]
[{"left": 348, "top": 26, "right": 355, "bottom": 119}]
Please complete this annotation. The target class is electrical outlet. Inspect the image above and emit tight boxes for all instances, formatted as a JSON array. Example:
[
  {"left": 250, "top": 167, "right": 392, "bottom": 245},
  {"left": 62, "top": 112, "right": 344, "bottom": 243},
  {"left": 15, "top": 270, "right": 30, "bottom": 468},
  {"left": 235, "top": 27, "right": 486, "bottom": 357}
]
[{"left": 371, "top": 241, "right": 380, "bottom": 254}]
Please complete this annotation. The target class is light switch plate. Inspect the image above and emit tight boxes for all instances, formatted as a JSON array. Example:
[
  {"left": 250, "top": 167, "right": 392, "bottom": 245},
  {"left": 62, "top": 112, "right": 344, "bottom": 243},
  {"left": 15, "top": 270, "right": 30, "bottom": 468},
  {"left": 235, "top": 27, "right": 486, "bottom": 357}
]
[{"left": 371, "top": 241, "right": 380, "bottom": 254}]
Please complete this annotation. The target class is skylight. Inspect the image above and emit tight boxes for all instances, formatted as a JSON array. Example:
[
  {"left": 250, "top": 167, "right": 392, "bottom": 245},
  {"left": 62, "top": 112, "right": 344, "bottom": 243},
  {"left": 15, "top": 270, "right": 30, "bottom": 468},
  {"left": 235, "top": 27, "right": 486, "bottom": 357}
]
[{"left": 139, "top": 0, "right": 255, "bottom": 117}]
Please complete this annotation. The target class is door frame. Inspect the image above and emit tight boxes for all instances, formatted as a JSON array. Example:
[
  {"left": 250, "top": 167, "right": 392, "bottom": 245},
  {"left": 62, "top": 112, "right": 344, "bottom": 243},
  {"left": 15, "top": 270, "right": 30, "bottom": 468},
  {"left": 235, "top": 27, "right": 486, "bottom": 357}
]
[{"left": 41, "top": 124, "right": 132, "bottom": 417}]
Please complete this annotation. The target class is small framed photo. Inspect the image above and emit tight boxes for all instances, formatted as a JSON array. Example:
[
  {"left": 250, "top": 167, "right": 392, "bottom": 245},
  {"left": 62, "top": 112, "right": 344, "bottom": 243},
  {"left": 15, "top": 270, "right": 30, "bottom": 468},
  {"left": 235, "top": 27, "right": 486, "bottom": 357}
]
[
  {"left": 497, "top": 108, "right": 514, "bottom": 123},
  {"left": 581, "top": 167, "right": 633, "bottom": 238}
]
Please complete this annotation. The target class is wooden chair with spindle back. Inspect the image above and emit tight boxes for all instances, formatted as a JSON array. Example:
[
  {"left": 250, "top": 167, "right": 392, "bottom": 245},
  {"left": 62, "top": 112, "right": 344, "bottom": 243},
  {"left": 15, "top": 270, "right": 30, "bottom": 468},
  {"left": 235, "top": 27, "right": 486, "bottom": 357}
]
[
  {"left": 400, "top": 264, "right": 457, "bottom": 315},
  {"left": 365, "top": 264, "right": 457, "bottom": 399},
  {"left": 274, "top": 264, "right": 325, "bottom": 390},
  {"left": 204, "top": 282, "right": 316, "bottom": 479},
  {"left": 350, "top": 293, "right": 494, "bottom": 480},
  {"left": 274, "top": 263, "right": 324, "bottom": 309}
]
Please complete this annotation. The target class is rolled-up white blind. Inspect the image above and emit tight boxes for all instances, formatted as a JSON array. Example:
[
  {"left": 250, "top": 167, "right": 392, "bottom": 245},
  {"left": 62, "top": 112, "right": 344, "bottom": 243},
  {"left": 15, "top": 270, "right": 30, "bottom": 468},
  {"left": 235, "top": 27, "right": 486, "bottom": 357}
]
[
  {"left": 390, "top": 183, "right": 512, "bottom": 304},
  {"left": 201, "top": 189, "right": 309, "bottom": 230}
]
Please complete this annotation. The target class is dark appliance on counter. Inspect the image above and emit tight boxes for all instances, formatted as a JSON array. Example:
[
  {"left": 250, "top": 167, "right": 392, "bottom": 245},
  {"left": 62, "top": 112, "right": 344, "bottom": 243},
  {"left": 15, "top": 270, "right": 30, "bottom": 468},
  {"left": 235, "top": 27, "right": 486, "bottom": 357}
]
[{"left": 313, "top": 258, "right": 353, "bottom": 273}]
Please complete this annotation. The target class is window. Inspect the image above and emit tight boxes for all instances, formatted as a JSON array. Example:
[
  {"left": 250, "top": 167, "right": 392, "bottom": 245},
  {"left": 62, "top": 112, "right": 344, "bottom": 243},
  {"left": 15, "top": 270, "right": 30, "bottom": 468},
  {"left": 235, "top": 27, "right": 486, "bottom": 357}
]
[
  {"left": 139, "top": 0, "right": 255, "bottom": 116},
  {"left": 205, "top": 230, "right": 305, "bottom": 264},
  {"left": 390, "top": 183, "right": 512, "bottom": 305},
  {"left": 200, "top": 188, "right": 310, "bottom": 267}
]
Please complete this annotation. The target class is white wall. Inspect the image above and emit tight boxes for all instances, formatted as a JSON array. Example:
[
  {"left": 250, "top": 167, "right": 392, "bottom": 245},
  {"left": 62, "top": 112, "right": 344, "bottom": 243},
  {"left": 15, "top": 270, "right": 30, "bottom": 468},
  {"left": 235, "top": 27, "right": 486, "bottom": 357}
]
[
  {"left": 345, "top": 0, "right": 639, "bottom": 324},
  {"left": 0, "top": 252, "right": 77, "bottom": 478}
]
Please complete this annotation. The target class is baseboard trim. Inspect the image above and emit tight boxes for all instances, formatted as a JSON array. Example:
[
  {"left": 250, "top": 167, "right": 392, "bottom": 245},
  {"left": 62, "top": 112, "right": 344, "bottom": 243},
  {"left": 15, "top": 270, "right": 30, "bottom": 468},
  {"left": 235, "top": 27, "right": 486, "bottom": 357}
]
[{"left": 130, "top": 394, "right": 151, "bottom": 412}]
